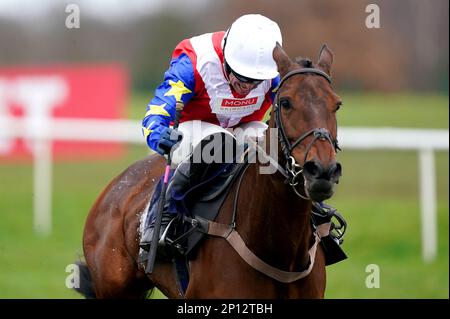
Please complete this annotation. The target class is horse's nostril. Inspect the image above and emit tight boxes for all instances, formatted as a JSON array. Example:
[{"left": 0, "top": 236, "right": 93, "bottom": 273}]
[
  {"left": 304, "top": 161, "right": 342, "bottom": 181},
  {"left": 328, "top": 162, "right": 342, "bottom": 182},
  {"left": 303, "top": 161, "right": 323, "bottom": 179},
  {"left": 335, "top": 163, "right": 342, "bottom": 177}
]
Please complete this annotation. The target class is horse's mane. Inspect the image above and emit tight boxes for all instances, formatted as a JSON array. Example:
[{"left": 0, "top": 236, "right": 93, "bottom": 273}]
[{"left": 294, "top": 56, "right": 314, "bottom": 68}]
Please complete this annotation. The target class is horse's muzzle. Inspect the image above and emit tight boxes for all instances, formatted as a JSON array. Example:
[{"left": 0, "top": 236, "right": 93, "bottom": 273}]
[{"left": 303, "top": 160, "right": 342, "bottom": 202}]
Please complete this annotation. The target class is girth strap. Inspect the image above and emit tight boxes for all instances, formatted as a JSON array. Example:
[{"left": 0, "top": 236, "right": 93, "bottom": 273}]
[{"left": 199, "top": 217, "right": 331, "bottom": 283}]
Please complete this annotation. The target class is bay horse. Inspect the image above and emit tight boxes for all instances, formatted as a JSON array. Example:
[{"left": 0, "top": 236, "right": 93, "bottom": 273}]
[{"left": 76, "top": 43, "right": 342, "bottom": 298}]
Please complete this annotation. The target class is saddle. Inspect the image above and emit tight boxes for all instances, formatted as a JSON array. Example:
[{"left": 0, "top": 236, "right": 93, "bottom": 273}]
[{"left": 164, "top": 161, "right": 248, "bottom": 258}]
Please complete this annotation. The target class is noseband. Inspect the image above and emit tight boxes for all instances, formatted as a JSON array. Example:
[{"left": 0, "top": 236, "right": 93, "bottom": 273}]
[{"left": 273, "top": 68, "right": 340, "bottom": 197}]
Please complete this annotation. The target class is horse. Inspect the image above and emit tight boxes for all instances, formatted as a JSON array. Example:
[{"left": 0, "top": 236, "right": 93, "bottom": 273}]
[{"left": 75, "top": 43, "right": 343, "bottom": 299}]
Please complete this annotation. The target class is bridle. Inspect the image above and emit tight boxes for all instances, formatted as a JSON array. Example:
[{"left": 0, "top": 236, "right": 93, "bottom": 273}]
[{"left": 273, "top": 68, "right": 341, "bottom": 198}]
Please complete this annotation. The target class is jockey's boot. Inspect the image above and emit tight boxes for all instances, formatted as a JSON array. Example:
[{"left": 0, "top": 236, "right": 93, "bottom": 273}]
[{"left": 139, "top": 159, "right": 192, "bottom": 252}]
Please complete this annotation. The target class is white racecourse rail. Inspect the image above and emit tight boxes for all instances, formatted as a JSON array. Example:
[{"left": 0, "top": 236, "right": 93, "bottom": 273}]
[{"left": 1, "top": 117, "right": 448, "bottom": 263}]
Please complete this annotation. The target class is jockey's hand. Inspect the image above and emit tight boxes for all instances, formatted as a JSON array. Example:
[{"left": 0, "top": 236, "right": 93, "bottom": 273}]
[{"left": 156, "top": 127, "right": 183, "bottom": 156}]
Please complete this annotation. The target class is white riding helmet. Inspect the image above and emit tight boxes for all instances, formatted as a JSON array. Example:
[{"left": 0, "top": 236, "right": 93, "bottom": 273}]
[{"left": 224, "top": 14, "right": 282, "bottom": 80}]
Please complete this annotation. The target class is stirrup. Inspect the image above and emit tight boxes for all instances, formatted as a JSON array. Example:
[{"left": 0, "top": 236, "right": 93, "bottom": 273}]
[
  {"left": 311, "top": 202, "right": 347, "bottom": 245},
  {"left": 158, "top": 217, "right": 177, "bottom": 247}
]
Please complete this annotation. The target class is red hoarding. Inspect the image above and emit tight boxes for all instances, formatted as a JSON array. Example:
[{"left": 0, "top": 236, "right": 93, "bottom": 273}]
[{"left": 0, "top": 64, "right": 128, "bottom": 161}]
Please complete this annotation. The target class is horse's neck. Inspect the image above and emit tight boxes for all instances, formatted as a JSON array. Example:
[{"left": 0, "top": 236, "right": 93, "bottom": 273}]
[
  {"left": 233, "top": 157, "right": 312, "bottom": 272},
  {"left": 242, "top": 123, "right": 313, "bottom": 269}
]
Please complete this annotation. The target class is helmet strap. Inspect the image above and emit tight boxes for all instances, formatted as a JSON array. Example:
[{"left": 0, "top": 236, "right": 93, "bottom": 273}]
[{"left": 223, "top": 62, "right": 233, "bottom": 85}]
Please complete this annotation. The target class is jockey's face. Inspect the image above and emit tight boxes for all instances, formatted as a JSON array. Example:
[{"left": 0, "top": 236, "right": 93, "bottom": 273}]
[{"left": 228, "top": 72, "right": 261, "bottom": 96}]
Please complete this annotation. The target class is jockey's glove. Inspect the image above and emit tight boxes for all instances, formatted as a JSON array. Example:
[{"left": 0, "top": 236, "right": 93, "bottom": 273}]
[{"left": 156, "top": 127, "right": 183, "bottom": 156}]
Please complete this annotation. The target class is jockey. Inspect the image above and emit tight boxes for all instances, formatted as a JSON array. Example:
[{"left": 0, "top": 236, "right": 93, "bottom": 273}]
[{"left": 140, "top": 14, "right": 283, "bottom": 251}]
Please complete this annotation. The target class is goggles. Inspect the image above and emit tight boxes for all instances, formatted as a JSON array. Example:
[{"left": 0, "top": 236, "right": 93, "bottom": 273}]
[{"left": 224, "top": 61, "right": 263, "bottom": 85}]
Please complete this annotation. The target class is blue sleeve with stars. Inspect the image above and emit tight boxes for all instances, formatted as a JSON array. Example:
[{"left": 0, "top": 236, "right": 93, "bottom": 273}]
[
  {"left": 142, "top": 53, "right": 195, "bottom": 152},
  {"left": 270, "top": 75, "right": 281, "bottom": 102}
]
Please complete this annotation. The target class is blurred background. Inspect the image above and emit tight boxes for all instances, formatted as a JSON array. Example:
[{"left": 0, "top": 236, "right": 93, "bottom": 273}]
[{"left": 0, "top": 0, "right": 448, "bottom": 298}]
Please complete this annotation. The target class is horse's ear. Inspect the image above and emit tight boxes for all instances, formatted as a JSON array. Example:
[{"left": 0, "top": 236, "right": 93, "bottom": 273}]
[
  {"left": 317, "top": 44, "right": 334, "bottom": 76},
  {"left": 273, "top": 42, "right": 292, "bottom": 77}
]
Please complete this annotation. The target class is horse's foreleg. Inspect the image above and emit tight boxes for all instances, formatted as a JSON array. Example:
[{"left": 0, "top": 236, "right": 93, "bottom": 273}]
[
  {"left": 84, "top": 233, "right": 180, "bottom": 298},
  {"left": 148, "top": 262, "right": 184, "bottom": 299},
  {"left": 83, "top": 212, "right": 152, "bottom": 299},
  {"left": 84, "top": 241, "right": 152, "bottom": 298}
]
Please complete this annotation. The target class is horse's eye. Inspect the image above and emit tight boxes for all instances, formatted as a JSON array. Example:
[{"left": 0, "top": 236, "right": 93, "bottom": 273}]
[
  {"left": 280, "top": 99, "right": 292, "bottom": 110},
  {"left": 336, "top": 101, "right": 342, "bottom": 111}
]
